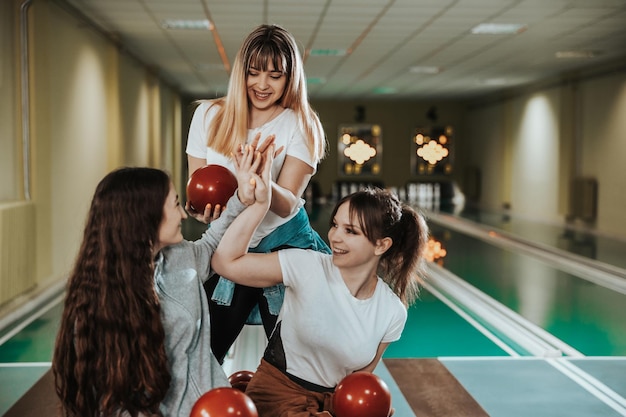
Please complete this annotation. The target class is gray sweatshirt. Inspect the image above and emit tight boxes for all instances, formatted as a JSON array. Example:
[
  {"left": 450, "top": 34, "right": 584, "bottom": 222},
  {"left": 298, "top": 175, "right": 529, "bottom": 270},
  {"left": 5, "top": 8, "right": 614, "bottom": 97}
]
[{"left": 154, "top": 193, "right": 245, "bottom": 416}]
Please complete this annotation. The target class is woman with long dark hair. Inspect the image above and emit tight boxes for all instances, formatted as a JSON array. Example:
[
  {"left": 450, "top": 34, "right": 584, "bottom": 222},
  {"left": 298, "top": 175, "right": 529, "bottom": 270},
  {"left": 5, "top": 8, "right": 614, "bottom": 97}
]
[{"left": 53, "top": 142, "right": 273, "bottom": 416}]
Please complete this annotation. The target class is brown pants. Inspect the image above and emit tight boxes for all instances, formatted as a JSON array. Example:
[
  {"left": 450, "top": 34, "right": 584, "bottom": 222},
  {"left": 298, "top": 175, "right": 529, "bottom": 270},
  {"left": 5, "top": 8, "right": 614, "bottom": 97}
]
[{"left": 245, "top": 359, "right": 334, "bottom": 417}]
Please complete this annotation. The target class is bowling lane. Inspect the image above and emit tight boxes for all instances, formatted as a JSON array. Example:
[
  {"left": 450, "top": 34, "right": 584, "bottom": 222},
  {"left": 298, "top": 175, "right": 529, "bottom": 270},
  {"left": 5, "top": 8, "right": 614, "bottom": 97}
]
[
  {"left": 385, "top": 288, "right": 511, "bottom": 358},
  {"left": 455, "top": 207, "right": 626, "bottom": 272},
  {"left": 0, "top": 300, "right": 61, "bottom": 363},
  {"left": 0, "top": 297, "right": 60, "bottom": 415},
  {"left": 428, "top": 222, "right": 626, "bottom": 356}
]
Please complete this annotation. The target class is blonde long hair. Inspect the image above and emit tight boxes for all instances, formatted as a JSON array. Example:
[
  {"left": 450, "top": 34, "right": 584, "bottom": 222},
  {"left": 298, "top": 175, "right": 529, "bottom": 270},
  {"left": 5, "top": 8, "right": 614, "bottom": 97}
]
[{"left": 202, "top": 24, "right": 326, "bottom": 162}]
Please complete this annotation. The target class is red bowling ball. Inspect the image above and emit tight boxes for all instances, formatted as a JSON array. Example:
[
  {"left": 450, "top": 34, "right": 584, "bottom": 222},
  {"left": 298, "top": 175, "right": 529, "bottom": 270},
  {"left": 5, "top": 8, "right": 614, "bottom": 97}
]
[
  {"left": 190, "top": 387, "right": 258, "bottom": 417},
  {"left": 333, "top": 372, "right": 392, "bottom": 417},
  {"left": 186, "top": 164, "right": 238, "bottom": 212},
  {"left": 229, "top": 370, "right": 255, "bottom": 393}
]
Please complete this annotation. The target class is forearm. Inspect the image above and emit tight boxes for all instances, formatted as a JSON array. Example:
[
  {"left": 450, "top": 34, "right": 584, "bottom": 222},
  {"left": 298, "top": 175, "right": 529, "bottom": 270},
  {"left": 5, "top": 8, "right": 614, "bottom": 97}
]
[
  {"left": 187, "top": 155, "right": 205, "bottom": 177},
  {"left": 269, "top": 182, "right": 300, "bottom": 217},
  {"left": 201, "top": 192, "right": 247, "bottom": 250},
  {"left": 270, "top": 155, "right": 312, "bottom": 217},
  {"left": 214, "top": 201, "right": 267, "bottom": 264}
]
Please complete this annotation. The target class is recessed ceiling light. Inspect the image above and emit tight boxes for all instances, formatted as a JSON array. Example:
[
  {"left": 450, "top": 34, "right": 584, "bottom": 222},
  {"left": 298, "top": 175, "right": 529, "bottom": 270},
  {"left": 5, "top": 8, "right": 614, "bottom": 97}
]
[
  {"left": 409, "top": 66, "right": 443, "bottom": 74},
  {"left": 372, "top": 87, "right": 397, "bottom": 95},
  {"left": 306, "top": 77, "right": 327, "bottom": 84},
  {"left": 161, "top": 19, "right": 212, "bottom": 30},
  {"left": 308, "top": 49, "right": 347, "bottom": 57},
  {"left": 471, "top": 23, "right": 526, "bottom": 34},
  {"left": 479, "top": 78, "right": 509, "bottom": 86},
  {"left": 555, "top": 50, "right": 597, "bottom": 59}
]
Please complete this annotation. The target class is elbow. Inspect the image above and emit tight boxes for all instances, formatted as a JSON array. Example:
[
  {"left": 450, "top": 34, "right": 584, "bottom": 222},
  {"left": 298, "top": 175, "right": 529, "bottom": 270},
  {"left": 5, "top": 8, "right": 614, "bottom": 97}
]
[
  {"left": 272, "top": 205, "right": 294, "bottom": 218},
  {"left": 271, "top": 196, "right": 300, "bottom": 218},
  {"left": 211, "top": 256, "right": 227, "bottom": 277}
]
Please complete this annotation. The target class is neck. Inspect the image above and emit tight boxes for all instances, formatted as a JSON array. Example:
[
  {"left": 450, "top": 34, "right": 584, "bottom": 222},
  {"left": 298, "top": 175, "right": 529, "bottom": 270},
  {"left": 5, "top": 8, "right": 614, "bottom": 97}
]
[
  {"left": 341, "top": 267, "right": 378, "bottom": 299},
  {"left": 249, "top": 105, "right": 280, "bottom": 129}
]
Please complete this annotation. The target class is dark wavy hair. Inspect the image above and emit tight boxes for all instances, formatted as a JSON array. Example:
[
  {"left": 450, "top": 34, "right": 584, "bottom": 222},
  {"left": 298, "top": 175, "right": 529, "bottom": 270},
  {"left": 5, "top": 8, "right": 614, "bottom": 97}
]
[
  {"left": 330, "top": 188, "right": 429, "bottom": 306},
  {"left": 53, "top": 167, "right": 172, "bottom": 417}
]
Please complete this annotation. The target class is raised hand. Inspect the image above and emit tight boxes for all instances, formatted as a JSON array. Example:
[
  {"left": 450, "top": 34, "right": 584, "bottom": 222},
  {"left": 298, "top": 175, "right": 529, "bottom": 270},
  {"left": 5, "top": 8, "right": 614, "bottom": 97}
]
[
  {"left": 234, "top": 133, "right": 282, "bottom": 176},
  {"left": 233, "top": 144, "right": 262, "bottom": 206},
  {"left": 251, "top": 143, "right": 274, "bottom": 207}
]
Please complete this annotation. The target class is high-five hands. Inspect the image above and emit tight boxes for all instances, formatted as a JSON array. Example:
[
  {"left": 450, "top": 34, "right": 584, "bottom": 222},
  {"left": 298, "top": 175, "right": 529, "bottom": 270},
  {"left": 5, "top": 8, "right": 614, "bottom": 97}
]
[{"left": 186, "top": 133, "right": 281, "bottom": 223}]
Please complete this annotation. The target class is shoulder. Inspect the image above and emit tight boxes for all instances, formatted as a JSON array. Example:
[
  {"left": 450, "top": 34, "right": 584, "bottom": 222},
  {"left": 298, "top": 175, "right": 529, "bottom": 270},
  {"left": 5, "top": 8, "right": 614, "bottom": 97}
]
[
  {"left": 160, "top": 241, "right": 197, "bottom": 269},
  {"left": 278, "top": 249, "right": 332, "bottom": 286},
  {"left": 193, "top": 100, "right": 220, "bottom": 117},
  {"left": 274, "top": 108, "right": 298, "bottom": 127},
  {"left": 278, "top": 247, "right": 328, "bottom": 262},
  {"left": 278, "top": 247, "right": 312, "bottom": 264},
  {"left": 377, "top": 279, "right": 406, "bottom": 309}
]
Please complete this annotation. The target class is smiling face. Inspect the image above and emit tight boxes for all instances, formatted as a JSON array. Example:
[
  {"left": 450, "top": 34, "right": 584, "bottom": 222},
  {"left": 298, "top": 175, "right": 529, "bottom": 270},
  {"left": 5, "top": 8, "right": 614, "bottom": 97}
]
[
  {"left": 246, "top": 62, "right": 287, "bottom": 111},
  {"left": 327, "top": 201, "right": 379, "bottom": 270},
  {"left": 156, "top": 183, "right": 187, "bottom": 252}
]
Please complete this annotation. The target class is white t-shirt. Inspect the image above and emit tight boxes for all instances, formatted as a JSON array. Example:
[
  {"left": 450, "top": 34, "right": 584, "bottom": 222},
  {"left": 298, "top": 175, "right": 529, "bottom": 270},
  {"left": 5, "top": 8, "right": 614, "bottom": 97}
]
[
  {"left": 276, "top": 249, "right": 407, "bottom": 388},
  {"left": 186, "top": 101, "right": 318, "bottom": 247}
]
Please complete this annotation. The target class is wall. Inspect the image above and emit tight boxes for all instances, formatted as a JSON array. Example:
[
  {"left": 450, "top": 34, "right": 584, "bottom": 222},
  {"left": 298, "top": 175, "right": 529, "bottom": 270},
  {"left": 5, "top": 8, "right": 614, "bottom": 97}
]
[
  {"left": 0, "top": 0, "right": 183, "bottom": 311},
  {"left": 0, "top": 0, "right": 19, "bottom": 201},
  {"left": 579, "top": 72, "right": 626, "bottom": 236},
  {"left": 509, "top": 90, "right": 561, "bottom": 223},
  {"left": 310, "top": 99, "right": 466, "bottom": 197},
  {"left": 461, "top": 67, "right": 626, "bottom": 237}
]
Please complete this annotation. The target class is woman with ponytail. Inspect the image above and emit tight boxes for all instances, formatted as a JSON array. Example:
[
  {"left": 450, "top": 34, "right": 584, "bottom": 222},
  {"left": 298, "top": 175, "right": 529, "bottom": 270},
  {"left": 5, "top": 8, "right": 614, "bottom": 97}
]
[{"left": 212, "top": 186, "right": 429, "bottom": 417}]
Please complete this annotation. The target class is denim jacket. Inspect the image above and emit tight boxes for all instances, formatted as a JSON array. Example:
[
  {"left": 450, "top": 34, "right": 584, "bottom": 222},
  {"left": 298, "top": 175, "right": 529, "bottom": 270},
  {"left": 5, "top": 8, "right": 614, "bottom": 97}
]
[{"left": 210, "top": 206, "right": 331, "bottom": 323}]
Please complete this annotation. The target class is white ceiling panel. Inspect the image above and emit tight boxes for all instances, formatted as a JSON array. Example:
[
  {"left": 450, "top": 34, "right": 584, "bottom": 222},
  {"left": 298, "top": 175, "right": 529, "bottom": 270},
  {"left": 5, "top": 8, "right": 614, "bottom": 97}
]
[{"left": 61, "top": 0, "right": 626, "bottom": 99}]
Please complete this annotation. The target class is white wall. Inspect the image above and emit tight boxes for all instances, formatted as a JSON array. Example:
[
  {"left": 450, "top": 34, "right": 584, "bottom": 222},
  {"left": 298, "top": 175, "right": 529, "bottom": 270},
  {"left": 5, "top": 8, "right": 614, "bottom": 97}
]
[
  {"left": 509, "top": 90, "right": 561, "bottom": 222},
  {"left": 0, "top": 0, "right": 18, "bottom": 201},
  {"left": 45, "top": 7, "right": 111, "bottom": 270},
  {"left": 580, "top": 73, "right": 626, "bottom": 236},
  {"left": 0, "top": 0, "right": 184, "bottom": 311},
  {"left": 463, "top": 70, "right": 626, "bottom": 238}
]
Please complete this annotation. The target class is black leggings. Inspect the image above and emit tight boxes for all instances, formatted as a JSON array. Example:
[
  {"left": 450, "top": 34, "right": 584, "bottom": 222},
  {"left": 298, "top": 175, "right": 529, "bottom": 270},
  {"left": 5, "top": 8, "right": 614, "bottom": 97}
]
[{"left": 204, "top": 274, "right": 278, "bottom": 364}]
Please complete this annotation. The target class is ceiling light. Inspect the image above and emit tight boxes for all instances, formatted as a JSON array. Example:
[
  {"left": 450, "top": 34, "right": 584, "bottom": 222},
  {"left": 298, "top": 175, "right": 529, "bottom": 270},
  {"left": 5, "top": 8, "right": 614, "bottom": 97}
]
[
  {"left": 306, "top": 77, "right": 326, "bottom": 84},
  {"left": 479, "top": 78, "right": 509, "bottom": 86},
  {"left": 161, "top": 19, "right": 212, "bottom": 30},
  {"left": 308, "top": 49, "right": 347, "bottom": 57},
  {"left": 555, "top": 50, "right": 597, "bottom": 59},
  {"left": 471, "top": 23, "right": 526, "bottom": 34},
  {"left": 409, "top": 66, "right": 442, "bottom": 74},
  {"left": 372, "top": 87, "right": 397, "bottom": 95}
]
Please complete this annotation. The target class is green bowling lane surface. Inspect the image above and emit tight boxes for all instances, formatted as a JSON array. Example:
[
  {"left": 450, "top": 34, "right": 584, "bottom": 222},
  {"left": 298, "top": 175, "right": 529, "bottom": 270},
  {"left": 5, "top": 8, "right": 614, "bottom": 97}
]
[
  {"left": 429, "top": 223, "right": 626, "bottom": 356},
  {"left": 385, "top": 288, "right": 509, "bottom": 358},
  {"left": 0, "top": 302, "right": 61, "bottom": 363}
]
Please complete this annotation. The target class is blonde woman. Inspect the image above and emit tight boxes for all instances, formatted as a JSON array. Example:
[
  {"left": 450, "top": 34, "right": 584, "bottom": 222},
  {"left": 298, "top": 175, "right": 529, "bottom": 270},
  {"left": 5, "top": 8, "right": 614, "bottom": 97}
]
[{"left": 186, "top": 24, "right": 329, "bottom": 363}]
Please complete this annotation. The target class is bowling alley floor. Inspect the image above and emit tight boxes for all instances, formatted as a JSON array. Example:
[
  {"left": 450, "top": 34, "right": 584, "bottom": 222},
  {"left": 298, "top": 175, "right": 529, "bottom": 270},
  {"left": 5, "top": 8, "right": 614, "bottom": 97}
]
[{"left": 2, "top": 205, "right": 626, "bottom": 416}]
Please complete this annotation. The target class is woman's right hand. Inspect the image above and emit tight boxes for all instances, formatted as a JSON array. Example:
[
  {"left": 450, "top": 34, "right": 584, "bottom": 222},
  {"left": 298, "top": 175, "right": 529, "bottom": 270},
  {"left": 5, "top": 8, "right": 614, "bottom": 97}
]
[
  {"left": 185, "top": 201, "right": 223, "bottom": 224},
  {"left": 241, "top": 133, "right": 276, "bottom": 172}
]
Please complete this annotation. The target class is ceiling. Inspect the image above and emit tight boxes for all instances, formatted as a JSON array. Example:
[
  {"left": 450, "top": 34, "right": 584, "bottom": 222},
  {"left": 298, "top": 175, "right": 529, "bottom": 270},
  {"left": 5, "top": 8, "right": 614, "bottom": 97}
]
[{"left": 61, "top": 0, "right": 626, "bottom": 100}]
